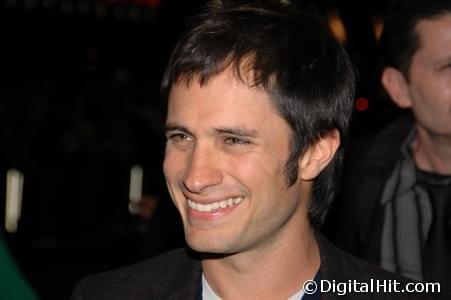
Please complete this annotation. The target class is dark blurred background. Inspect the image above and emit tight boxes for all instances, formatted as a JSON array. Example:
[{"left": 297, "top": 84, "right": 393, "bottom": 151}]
[{"left": 0, "top": 0, "right": 401, "bottom": 299}]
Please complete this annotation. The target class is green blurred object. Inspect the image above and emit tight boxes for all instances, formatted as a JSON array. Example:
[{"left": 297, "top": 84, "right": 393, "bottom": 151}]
[{"left": 0, "top": 233, "right": 38, "bottom": 300}]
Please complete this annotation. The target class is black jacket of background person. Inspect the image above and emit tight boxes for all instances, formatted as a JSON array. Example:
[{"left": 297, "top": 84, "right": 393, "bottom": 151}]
[
  {"left": 323, "top": 114, "right": 414, "bottom": 263},
  {"left": 323, "top": 113, "right": 451, "bottom": 291},
  {"left": 71, "top": 231, "right": 446, "bottom": 299}
]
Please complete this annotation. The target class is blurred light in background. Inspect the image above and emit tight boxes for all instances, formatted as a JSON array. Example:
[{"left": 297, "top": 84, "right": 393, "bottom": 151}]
[
  {"left": 129, "top": 164, "right": 143, "bottom": 215},
  {"left": 373, "top": 14, "right": 384, "bottom": 42},
  {"left": 5, "top": 169, "right": 24, "bottom": 233},
  {"left": 327, "top": 9, "right": 347, "bottom": 45},
  {"left": 355, "top": 97, "right": 369, "bottom": 112}
]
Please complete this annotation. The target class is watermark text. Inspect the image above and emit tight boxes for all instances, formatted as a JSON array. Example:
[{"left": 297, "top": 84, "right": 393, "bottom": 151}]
[{"left": 303, "top": 279, "right": 440, "bottom": 296}]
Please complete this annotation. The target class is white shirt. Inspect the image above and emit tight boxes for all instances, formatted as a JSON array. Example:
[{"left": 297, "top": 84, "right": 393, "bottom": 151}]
[{"left": 202, "top": 273, "right": 306, "bottom": 300}]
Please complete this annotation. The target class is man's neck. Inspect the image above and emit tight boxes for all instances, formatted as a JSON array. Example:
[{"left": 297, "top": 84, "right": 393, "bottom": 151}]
[
  {"left": 200, "top": 225, "right": 320, "bottom": 299},
  {"left": 412, "top": 126, "right": 451, "bottom": 175}
]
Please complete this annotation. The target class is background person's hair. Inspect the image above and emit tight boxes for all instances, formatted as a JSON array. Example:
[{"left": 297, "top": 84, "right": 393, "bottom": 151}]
[
  {"left": 380, "top": 0, "right": 451, "bottom": 79},
  {"left": 161, "top": 0, "right": 355, "bottom": 227}
]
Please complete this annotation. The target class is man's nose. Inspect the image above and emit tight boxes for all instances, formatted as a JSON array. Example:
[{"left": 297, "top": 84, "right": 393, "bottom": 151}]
[{"left": 182, "top": 144, "right": 223, "bottom": 194}]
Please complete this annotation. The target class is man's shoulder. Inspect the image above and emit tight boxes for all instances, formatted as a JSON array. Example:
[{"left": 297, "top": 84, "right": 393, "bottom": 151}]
[
  {"left": 318, "top": 230, "right": 397, "bottom": 280},
  {"left": 71, "top": 248, "right": 201, "bottom": 300},
  {"left": 84, "top": 248, "right": 198, "bottom": 282},
  {"left": 317, "top": 233, "right": 446, "bottom": 299}
]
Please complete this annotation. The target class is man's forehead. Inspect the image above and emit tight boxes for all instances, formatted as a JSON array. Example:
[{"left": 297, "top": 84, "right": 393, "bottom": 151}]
[
  {"left": 415, "top": 14, "right": 451, "bottom": 46},
  {"left": 165, "top": 68, "right": 288, "bottom": 136}
]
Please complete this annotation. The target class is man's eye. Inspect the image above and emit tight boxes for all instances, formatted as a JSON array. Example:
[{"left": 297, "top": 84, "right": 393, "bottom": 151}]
[
  {"left": 168, "top": 133, "right": 192, "bottom": 144},
  {"left": 438, "top": 62, "right": 451, "bottom": 70},
  {"left": 224, "top": 137, "right": 250, "bottom": 145}
]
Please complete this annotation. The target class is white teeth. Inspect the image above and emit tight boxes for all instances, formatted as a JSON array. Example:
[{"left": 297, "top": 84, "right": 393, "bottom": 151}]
[
  {"left": 188, "top": 197, "right": 244, "bottom": 213},
  {"left": 202, "top": 204, "right": 211, "bottom": 212}
]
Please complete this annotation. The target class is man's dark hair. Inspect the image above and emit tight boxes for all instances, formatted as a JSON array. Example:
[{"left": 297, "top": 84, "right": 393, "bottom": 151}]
[
  {"left": 380, "top": 0, "right": 451, "bottom": 78},
  {"left": 161, "top": 0, "right": 355, "bottom": 227}
]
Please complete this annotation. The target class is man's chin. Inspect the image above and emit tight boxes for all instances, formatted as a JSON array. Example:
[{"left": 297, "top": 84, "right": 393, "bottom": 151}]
[{"left": 185, "top": 236, "right": 236, "bottom": 257}]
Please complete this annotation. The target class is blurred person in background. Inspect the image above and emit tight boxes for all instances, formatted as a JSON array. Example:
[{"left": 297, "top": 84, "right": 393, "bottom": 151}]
[{"left": 324, "top": 0, "right": 451, "bottom": 292}]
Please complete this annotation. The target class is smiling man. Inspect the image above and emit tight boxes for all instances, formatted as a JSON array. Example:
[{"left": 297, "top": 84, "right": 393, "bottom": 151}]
[
  {"left": 163, "top": 67, "right": 324, "bottom": 298},
  {"left": 71, "top": 1, "right": 445, "bottom": 299}
]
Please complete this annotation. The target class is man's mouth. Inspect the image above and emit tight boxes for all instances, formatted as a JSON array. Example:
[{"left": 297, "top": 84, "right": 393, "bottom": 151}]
[{"left": 187, "top": 197, "right": 244, "bottom": 213}]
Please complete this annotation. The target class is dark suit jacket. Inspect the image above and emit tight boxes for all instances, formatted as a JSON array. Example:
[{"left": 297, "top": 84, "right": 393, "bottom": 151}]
[
  {"left": 323, "top": 114, "right": 414, "bottom": 264},
  {"left": 71, "top": 231, "right": 446, "bottom": 299}
]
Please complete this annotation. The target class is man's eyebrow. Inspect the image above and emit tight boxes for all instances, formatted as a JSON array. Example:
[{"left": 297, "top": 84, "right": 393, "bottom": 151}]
[
  {"left": 165, "top": 124, "right": 191, "bottom": 134},
  {"left": 214, "top": 127, "right": 259, "bottom": 138}
]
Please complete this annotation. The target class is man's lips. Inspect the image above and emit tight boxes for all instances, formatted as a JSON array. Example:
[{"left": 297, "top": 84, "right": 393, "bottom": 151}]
[{"left": 187, "top": 196, "right": 244, "bottom": 213}]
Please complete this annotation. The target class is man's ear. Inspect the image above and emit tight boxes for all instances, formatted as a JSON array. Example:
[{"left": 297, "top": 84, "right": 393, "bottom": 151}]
[
  {"left": 299, "top": 130, "right": 340, "bottom": 181},
  {"left": 381, "top": 67, "right": 412, "bottom": 108}
]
